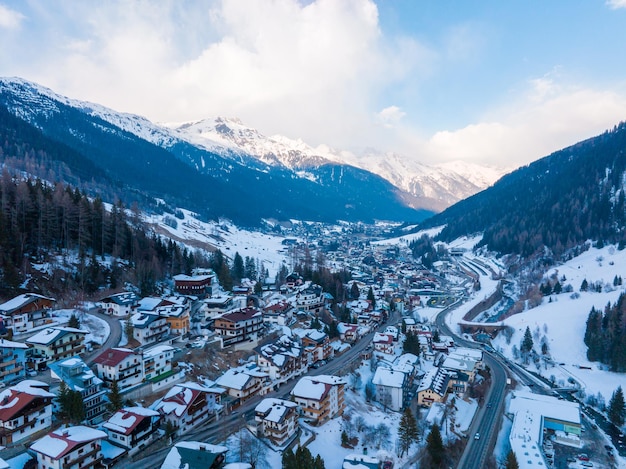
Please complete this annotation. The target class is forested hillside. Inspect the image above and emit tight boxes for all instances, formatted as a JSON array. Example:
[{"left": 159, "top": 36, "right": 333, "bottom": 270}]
[
  {"left": 422, "top": 122, "right": 626, "bottom": 259},
  {"left": 0, "top": 173, "right": 205, "bottom": 299}
]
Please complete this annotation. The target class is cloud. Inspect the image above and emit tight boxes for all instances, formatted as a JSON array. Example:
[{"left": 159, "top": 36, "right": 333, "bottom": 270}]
[
  {"left": 377, "top": 106, "right": 406, "bottom": 128},
  {"left": 0, "top": 4, "right": 24, "bottom": 29},
  {"left": 606, "top": 0, "right": 626, "bottom": 9},
  {"left": 420, "top": 78, "right": 626, "bottom": 169}
]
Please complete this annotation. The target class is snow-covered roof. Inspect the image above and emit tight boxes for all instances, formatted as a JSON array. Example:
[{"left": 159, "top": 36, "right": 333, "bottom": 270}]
[
  {"left": 216, "top": 364, "right": 267, "bottom": 390},
  {"left": 255, "top": 398, "right": 297, "bottom": 423},
  {"left": 30, "top": 426, "right": 107, "bottom": 459},
  {"left": 26, "top": 326, "right": 87, "bottom": 346},
  {"left": 0, "top": 337, "right": 28, "bottom": 349},
  {"left": 143, "top": 343, "right": 174, "bottom": 358},
  {"left": 0, "top": 293, "right": 54, "bottom": 313},
  {"left": 160, "top": 441, "right": 227, "bottom": 469},
  {"left": 372, "top": 367, "right": 406, "bottom": 388},
  {"left": 103, "top": 406, "right": 159, "bottom": 435},
  {"left": 291, "top": 375, "right": 345, "bottom": 401}
]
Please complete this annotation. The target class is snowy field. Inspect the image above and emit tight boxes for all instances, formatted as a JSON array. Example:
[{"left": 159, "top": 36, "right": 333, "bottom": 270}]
[{"left": 144, "top": 209, "right": 289, "bottom": 277}]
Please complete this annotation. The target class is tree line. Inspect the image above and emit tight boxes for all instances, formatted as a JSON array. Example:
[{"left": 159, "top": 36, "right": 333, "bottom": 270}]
[{"left": 584, "top": 293, "right": 626, "bottom": 372}]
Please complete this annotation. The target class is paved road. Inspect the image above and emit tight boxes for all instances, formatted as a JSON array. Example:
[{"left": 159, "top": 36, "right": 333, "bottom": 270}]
[{"left": 83, "top": 310, "right": 123, "bottom": 362}]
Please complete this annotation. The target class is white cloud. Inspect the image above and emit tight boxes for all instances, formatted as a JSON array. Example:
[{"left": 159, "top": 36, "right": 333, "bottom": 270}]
[
  {"left": 0, "top": 4, "right": 24, "bottom": 29},
  {"left": 377, "top": 106, "right": 406, "bottom": 128},
  {"left": 419, "top": 79, "right": 626, "bottom": 169},
  {"left": 606, "top": 0, "right": 626, "bottom": 9}
]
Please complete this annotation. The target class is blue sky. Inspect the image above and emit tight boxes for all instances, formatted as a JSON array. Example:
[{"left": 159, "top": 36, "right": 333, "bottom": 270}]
[{"left": 1, "top": 0, "right": 626, "bottom": 168}]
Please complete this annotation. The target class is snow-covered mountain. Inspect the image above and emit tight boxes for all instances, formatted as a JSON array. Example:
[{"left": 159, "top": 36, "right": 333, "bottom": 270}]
[
  {"left": 0, "top": 77, "right": 505, "bottom": 213},
  {"left": 166, "top": 117, "right": 507, "bottom": 210}
]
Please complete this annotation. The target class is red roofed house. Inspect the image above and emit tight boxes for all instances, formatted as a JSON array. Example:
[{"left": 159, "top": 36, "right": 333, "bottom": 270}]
[
  {"left": 30, "top": 425, "right": 108, "bottom": 469},
  {"left": 151, "top": 382, "right": 222, "bottom": 437},
  {"left": 92, "top": 348, "right": 143, "bottom": 391},
  {"left": 213, "top": 307, "right": 263, "bottom": 347},
  {"left": 372, "top": 333, "right": 395, "bottom": 355},
  {"left": 0, "top": 380, "right": 54, "bottom": 446},
  {"left": 291, "top": 375, "right": 346, "bottom": 425},
  {"left": 173, "top": 273, "right": 214, "bottom": 298},
  {"left": 102, "top": 406, "right": 161, "bottom": 452}
]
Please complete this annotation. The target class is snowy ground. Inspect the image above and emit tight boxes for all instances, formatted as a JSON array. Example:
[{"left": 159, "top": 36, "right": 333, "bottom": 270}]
[
  {"left": 47, "top": 308, "right": 110, "bottom": 346},
  {"left": 144, "top": 210, "right": 289, "bottom": 277}
]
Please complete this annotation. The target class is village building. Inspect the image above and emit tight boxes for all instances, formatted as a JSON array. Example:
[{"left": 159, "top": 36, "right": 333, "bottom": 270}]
[
  {"left": 262, "top": 300, "right": 295, "bottom": 326},
  {"left": 92, "top": 348, "right": 143, "bottom": 391},
  {"left": 49, "top": 356, "right": 107, "bottom": 424},
  {"left": 254, "top": 398, "right": 299, "bottom": 447},
  {"left": 130, "top": 312, "right": 170, "bottom": 346},
  {"left": 142, "top": 344, "right": 175, "bottom": 382},
  {"left": 173, "top": 272, "right": 214, "bottom": 298},
  {"left": 371, "top": 366, "right": 409, "bottom": 412},
  {"left": 0, "top": 380, "right": 54, "bottom": 446},
  {"left": 216, "top": 363, "right": 270, "bottom": 404},
  {"left": 294, "top": 329, "right": 334, "bottom": 364},
  {"left": 295, "top": 284, "right": 325, "bottom": 314},
  {"left": 30, "top": 426, "right": 108, "bottom": 469},
  {"left": 291, "top": 375, "right": 346, "bottom": 425},
  {"left": 26, "top": 326, "right": 88, "bottom": 367},
  {"left": 102, "top": 406, "right": 161, "bottom": 452},
  {"left": 372, "top": 332, "right": 395, "bottom": 355},
  {"left": 160, "top": 441, "right": 227, "bottom": 469},
  {"left": 98, "top": 292, "right": 140, "bottom": 317},
  {"left": 151, "top": 382, "right": 222, "bottom": 437},
  {"left": 0, "top": 293, "right": 54, "bottom": 334},
  {"left": 417, "top": 367, "right": 451, "bottom": 407},
  {"left": 256, "top": 334, "right": 307, "bottom": 385},
  {"left": 0, "top": 338, "right": 28, "bottom": 384},
  {"left": 213, "top": 307, "right": 263, "bottom": 347}
]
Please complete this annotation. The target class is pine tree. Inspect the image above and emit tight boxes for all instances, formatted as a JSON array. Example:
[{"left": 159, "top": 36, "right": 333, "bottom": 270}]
[
  {"left": 367, "top": 287, "right": 376, "bottom": 308},
  {"left": 608, "top": 386, "right": 626, "bottom": 427},
  {"left": 68, "top": 313, "right": 80, "bottom": 329},
  {"left": 505, "top": 449, "right": 520, "bottom": 469},
  {"left": 350, "top": 282, "right": 360, "bottom": 299},
  {"left": 124, "top": 320, "right": 134, "bottom": 343},
  {"left": 232, "top": 252, "right": 244, "bottom": 282},
  {"left": 426, "top": 423, "right": 445, "bottom": 468},
  {"left": 398, "top": 407, "right": 419, "bottom": 456},
  {"left": 521, "top": 326, "right": 534, "bottom": 354},
  {"left": 580, "top": 278, "right": 589, "bottom": 291},
  {"left": 107, "top": 379, "right": 124, "bottom": 413}
]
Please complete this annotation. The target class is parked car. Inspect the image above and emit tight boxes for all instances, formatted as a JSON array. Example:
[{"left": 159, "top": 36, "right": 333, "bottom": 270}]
[
  {"left": 474, "top": 433, "right": 480, "bottom": 440},
  {"left": 578, "top": 453, "right": 589, "bottom": 461}
]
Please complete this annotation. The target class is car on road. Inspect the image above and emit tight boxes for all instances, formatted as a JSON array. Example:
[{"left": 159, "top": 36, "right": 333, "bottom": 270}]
[
  {"left": 578, "top": 453, "right": 589, "bottom": 461},
  {"left": 474, "top": 432, "right": 480, "bottom": 440},
  {"left": 580, "top": 462, "right": 593, "bottom": 467}
]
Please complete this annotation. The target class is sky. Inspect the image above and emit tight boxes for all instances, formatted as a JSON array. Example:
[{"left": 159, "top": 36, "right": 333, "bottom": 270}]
[{"left": 1, "top": 0, "right": 626, "bottom": 169}]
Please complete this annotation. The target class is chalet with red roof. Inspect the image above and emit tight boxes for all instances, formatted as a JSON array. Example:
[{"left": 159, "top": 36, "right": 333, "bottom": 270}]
[
  {"left": 0, "top": 380, "right": 54, "bottom": 446},
  {"left": 102, "top": 406, "right": 161, "bottom": 452},
  {"left": 93, "top": 348, "right": 143, "bottom": 391},
  {"left": 30, "top": 425, "right": 108, "bottom": 469},
  {"left": 151, "top": 382, "right": 222, "bottom": 436},
  {"left": 213, "top": 307, "right": 263, "bottom": 346}
]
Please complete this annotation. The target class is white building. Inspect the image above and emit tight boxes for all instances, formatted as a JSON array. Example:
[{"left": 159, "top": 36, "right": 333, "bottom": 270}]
[
  {"left": 30, "top": 426, "right": 108, "bottom": 469},
  {"left": 0, "top": 380, "right": 54, "bottom": 446},
  {"left": 371, "top": 367, "right": 408, "bottom": 412}
]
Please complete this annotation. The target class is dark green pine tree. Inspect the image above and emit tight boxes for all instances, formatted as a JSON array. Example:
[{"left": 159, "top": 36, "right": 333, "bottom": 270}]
[
  {"left": 521, "top": 326, "right": 534, "bottom": 354},
  {"left": 68, "top": 313, "right": 80, "bottom": 329},
  {"left": 107, "top": 379, "right": 124, "bottom": 413},
  {"left": 584, "top": 307, "right": 603, "bottom": 361},
  {"left": 328, "top": 321, "right": 340, "bottom": 339},
  {"left": 350, "top": 282, "right": 360, "bottom": 300},
  {"left": 282, "top": 448, "right": 295, "bottom": 469},
  {"left": 580, "top": 278, "right": 589, "bottom": 291},
  {"left": 608, "top": 386, "right": 626, "bottom": 427},
  {"left": 505, "top": 449, "right": 520, "bottom": 469},
  {"left": 398, "top": 407, "right": 419, "bottom": 456},
  {"left": 426, "top": 423, "right": 445, "bottom": 468},
  {"left": 232, "top": 252, "right": 244, "bottom": 282}
]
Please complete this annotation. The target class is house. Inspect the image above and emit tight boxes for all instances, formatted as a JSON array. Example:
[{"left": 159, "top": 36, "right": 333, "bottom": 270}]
[
  {"left": 0, "top": 293, "right": 54, "bottom": 334},
  {"left": 262, "top": 300, "right": 295, "bottom": 326},
  {"left": 151, "top": 382, "right": 222, "bottom": 436},
  {"left": 0, "top": 338, "right": 29, "bottom": 384},
  {"left": 295, "top": 284, "right": 324, "bottom": 314},
  {"left": 213, "top": 307, "right": 263, "bottom": 347},
  {"left": 0, "top": 380, "right": 54, "bottom": 446},
  {"left": 202, "top": 294, "right": 235, "bottom": 322},
  {"left": 216, "top": 363, "right": 270, "bottom": 403},
  {"left": 372, "top": 332, "right": 395, "bottom": 355},
  {"left": 291, "top": 375, "right": 346, "bottom": 425},
  {"left": 284, "top": 272, "right": 303, "bottom": 290},
  {"left": 92, "top": 348, "right": 143, "bottom": 391},
  {"left": 372, "top": 366, "right": 409, "bottom": 412},
  {"left": 142, "top": 344, "right": 175, "bottom": 382},
  {"left": 254, "top": 398, "right": 298, "bottom": 447},
  {"left": 156, "top": 304, "right": 190, "bottom": 337},
  {"left": 256, "top": 334, "right": 307, "bottom": 385},
  {"left": 49, "top": 356, "right": 107, "bottom": 424},
  {"left": 337, "top": 323, "right": 359, "bottom": 343},
  {"left": 26, "top": 326, "right": 88, "bottom": 366},
  {"left": 99, "top": 292, "right": 140, "bottom": 317},
  {"left": 295, "top": 329, "right": 334, "bottom": 364},
  {"left": 30, "top": 425, "right": 108, "bottom": 469},
  {"left": 173, "top": 272, "right": 215, "bottom": 298},
  {"left": 130, "top": 312, "right": 169, "bottom": 346},
  {"left": 102, "top": 406, "right": 161, "bottom": 452},
  {"left": 417, "top": 367, "right": 451, "bottom": 407},
  {"left": 160, "top": 441, "right": 227, "bottom": 469}
]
